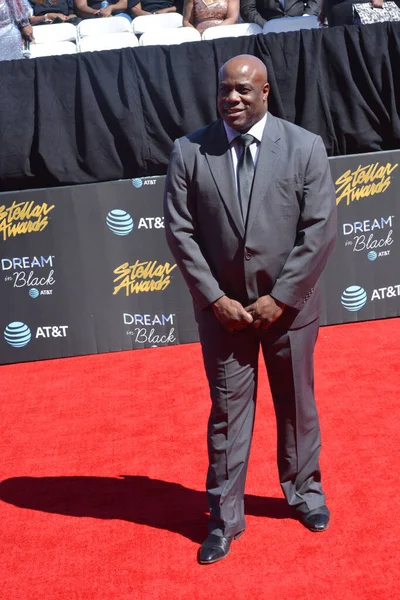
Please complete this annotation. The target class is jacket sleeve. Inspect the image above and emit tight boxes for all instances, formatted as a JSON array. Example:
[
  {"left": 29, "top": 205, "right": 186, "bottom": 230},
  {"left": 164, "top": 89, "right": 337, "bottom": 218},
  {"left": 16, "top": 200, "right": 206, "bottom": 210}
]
[
  {"left": 240, "top": 0, "right": 266, "bottom": 27},
  {"left": 163, "top": 139, "right": 225, "bottom": 310},
  {"left": 271, "top": 135, "right": 337, "bottom": 310},
  {"left": 8, "top": 0, "right": 32, "bottom": 27}
]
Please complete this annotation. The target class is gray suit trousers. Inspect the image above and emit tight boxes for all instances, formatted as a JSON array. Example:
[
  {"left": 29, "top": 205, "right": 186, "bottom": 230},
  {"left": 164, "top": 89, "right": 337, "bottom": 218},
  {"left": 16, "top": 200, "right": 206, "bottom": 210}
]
[{"left": 197, "top": 308, "right": 326, "bottom": 538}]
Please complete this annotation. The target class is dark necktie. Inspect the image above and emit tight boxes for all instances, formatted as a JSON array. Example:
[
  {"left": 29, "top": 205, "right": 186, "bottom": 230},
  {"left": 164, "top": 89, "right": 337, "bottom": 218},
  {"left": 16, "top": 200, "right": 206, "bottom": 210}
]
[{"left": 237, "top": 133, "right": 255, "bottom": 223}]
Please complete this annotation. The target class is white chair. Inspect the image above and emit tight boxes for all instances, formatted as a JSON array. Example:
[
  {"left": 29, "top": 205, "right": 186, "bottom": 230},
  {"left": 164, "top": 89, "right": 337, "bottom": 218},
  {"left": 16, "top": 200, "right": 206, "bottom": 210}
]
[
  {"left": 139, "top": 27, "right": 201, "bottom": 46},
  {"left": 78, "top": 16, "right": 132, "bottom": 38},
  {"left": 132, "top": 13, "right": 183, "bottom": 35},
  {"left": 31, "top": 23, "right": 77, "bottom": 44},
  {"left": 263, "top": 15, "right": 319, "bottom": 34},
  {"left": 29, "top": 41, "right": 77, "bottom": 58},
  {"left": 79, "top": 33, "right": 138, "bottom": 52},
  {"left": 201, "top": 22, "right": 262, "bottom": 40}
]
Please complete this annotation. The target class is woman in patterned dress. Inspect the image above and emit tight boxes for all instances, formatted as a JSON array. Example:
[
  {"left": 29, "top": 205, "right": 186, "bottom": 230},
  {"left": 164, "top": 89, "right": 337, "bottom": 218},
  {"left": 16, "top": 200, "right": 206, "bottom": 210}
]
[
  {"left": 183, "top": 0, "right": 239, "bottom": 33},
  {"left": 0, "top": 0, "right": 33, "bottom": 60}
]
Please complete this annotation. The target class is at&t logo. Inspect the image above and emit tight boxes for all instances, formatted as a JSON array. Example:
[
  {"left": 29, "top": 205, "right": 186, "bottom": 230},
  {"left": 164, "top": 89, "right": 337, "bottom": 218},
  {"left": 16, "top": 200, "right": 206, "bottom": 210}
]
[
  {"left": 4, "top": 322, "right": 31, "bottom": 347},
  {"left": 106, "top": 210, "right": 134, "bottom": 236},
  {"left": 371, "top": 285, "right": 400, "bottom": 300},
  {"left": 131, "top": 178, "right": 157, "bottom": 188},
  {"left": 341, "top": 286, "right": 368, "bottom": 312},
  {"left": 137, "top": 217, "right": 164, "bottom": 230},
  {"left": 3, "top": 322, "right": 69, "bottom": 347}
]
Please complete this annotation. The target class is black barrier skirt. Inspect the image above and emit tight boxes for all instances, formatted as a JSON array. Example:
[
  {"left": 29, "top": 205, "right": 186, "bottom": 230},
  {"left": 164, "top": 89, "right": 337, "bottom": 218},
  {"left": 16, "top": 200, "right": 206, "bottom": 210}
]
[
  {"left": 1, "top": 151, "right": 400, "bottom": 364},
  {"left": 1, "top": 23, "right": 400, "bottom": 191}
]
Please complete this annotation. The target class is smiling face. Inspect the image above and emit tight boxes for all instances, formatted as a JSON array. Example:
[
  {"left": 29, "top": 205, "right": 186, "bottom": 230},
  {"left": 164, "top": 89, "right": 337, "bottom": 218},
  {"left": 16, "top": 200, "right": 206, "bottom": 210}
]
[{"left": 217, "top": 56, "right": 269, "bottom": 133}]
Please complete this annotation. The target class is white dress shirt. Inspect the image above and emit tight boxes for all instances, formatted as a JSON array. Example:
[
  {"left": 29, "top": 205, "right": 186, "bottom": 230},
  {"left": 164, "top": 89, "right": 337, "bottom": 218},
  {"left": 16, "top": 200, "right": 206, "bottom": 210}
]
[{"left": 223, "top": 113, "right": 268, "bottom": 191}]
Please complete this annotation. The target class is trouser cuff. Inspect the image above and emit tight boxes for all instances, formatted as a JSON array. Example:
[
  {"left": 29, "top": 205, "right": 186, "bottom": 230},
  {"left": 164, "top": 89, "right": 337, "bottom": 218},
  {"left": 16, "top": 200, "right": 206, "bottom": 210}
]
[
  {"left": 294, "top": 505, "right": 330, "bottom": 518},
  {"left": 208, "top": 518, "right": 246, "bottom": 538}
]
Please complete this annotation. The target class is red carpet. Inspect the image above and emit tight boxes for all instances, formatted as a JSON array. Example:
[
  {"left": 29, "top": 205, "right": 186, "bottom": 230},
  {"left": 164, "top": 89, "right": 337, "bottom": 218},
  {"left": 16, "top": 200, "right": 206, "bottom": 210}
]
[{"left": 1, "top": 319, "right": 399, "bottom": 600}]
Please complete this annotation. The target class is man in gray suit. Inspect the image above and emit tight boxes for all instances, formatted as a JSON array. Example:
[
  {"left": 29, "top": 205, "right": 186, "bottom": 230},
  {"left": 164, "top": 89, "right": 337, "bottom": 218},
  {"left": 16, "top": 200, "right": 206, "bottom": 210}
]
[{"left": 164, "top": 55, "right": 337, "bottom": 564}]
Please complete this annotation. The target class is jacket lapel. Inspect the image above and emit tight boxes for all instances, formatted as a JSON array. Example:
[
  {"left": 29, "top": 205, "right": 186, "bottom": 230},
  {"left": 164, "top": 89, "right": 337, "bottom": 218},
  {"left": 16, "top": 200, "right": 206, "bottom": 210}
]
[
  {"left": 204, "top": 120, "right": 245, "bottom": 238},
  {"left": 245, "top": 114, "right": 281, "bottom": 237}
]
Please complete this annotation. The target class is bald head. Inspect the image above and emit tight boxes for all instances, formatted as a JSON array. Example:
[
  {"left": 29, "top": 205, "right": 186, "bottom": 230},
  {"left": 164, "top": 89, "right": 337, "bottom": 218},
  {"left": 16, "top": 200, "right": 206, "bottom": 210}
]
[
  {"left": 218, "top": 55, "right": 268, "bottom": 86},
  {"left": 217, "top": 55, "right": 270, "bottom": 133}
]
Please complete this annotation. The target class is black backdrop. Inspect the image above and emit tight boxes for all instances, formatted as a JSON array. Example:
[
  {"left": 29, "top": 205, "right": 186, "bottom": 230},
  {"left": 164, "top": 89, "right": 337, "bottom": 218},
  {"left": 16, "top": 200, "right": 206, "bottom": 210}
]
[
  {"left": 1, "top": 150, "right": 400, "bottom": 364},
  {"left": 1, "top": 23, "right": 400, "bottom": 191}
]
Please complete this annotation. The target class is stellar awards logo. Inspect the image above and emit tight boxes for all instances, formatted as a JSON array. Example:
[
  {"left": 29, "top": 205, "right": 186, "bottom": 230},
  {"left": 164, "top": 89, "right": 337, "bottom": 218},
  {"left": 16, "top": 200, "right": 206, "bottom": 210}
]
[
  {"left": 335, "top": 162, "right": 398, "bottom": 207},
  {"left": 113, "top": 260, "right": 177, "bottom": 296},
  {"left": 0, "top": 201, "right": 55, "bottom": 241}
]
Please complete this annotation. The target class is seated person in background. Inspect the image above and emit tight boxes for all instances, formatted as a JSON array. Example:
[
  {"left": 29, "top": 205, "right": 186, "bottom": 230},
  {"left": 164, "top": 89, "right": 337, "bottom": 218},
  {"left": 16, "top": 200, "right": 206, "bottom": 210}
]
[
  {"left": 240, "top": 0, "right": 320, "bottom": 26},
  {"left": 29, "top": 0, "right": 79, "bottom": 24},
  {"left": 183, "top": 0, "right": 239, "bottom": 33},
  {"left": 128, "top": 0, "right": 183, "bottom": 16},
  {"left": 318, "top": 0, "right": 391, "bottom": 26},
  {"left": 75, "top": 0, "right": 129, "bottom": 19},
  {"left": 0, "top": 0, "right": 33, "bottom": 61}
]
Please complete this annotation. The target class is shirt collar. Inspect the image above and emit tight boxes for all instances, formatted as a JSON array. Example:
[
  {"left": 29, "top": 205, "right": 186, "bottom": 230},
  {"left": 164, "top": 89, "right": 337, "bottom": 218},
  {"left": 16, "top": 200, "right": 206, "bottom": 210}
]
[{"left": 223, "top": 112, "right": 268, "bottom": 145}]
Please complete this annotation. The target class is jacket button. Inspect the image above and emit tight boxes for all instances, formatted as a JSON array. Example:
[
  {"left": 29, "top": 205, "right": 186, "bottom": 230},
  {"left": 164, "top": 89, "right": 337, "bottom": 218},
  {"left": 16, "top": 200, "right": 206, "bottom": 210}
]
[{"left": 245, "top": 252, "right": 252, "bottom": 261}]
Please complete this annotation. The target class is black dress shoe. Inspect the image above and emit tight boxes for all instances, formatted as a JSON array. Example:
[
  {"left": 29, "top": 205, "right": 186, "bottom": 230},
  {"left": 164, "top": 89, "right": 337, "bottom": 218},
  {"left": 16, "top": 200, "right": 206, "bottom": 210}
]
[
  {"left": 300, "top": 510, "right": 330, "bottom": 532},
  {"left": 198, "top": 531, "right": 243, "bottom": 565}
]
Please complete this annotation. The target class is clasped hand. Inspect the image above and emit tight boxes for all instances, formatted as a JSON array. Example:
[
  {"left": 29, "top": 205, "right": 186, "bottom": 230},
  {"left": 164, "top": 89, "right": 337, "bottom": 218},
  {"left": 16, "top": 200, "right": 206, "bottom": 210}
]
[
  {"left": 245, "top": 296, "right": 284, "bottom": 329},
  {"left": 212, "top": 295, "right": 284, "bottom": 332},
  {"left": 98, "top": 6, "right": 113, "bottom": 16}
]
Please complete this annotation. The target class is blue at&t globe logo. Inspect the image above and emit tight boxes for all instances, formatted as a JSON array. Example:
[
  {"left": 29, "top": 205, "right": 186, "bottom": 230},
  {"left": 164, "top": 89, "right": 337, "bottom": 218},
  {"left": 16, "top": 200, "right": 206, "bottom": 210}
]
[
  {"left": 29, "top": 288, "right": 39, "bottom": 299},
  {"left": 131, "top": 178, "right": 143, "bottom": 189},
  {"left": 4, "top": 322, "right": 32, "bottom": 348},
  {"left": 341, "top": 286, "right": 368, "bottom": 312},
  {"left": 106, "top": 209, "right": 134, "bottom": 236},
  {"left": 367, "top": 251, "right": 377, "bottom": 261}
]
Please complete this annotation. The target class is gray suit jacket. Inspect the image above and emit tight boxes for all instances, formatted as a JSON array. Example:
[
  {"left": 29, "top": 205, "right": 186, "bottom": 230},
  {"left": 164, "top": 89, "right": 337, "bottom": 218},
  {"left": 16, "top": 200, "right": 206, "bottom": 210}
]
[{"left": 164, "top": 113, "right": 337, "bottom": 329}]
